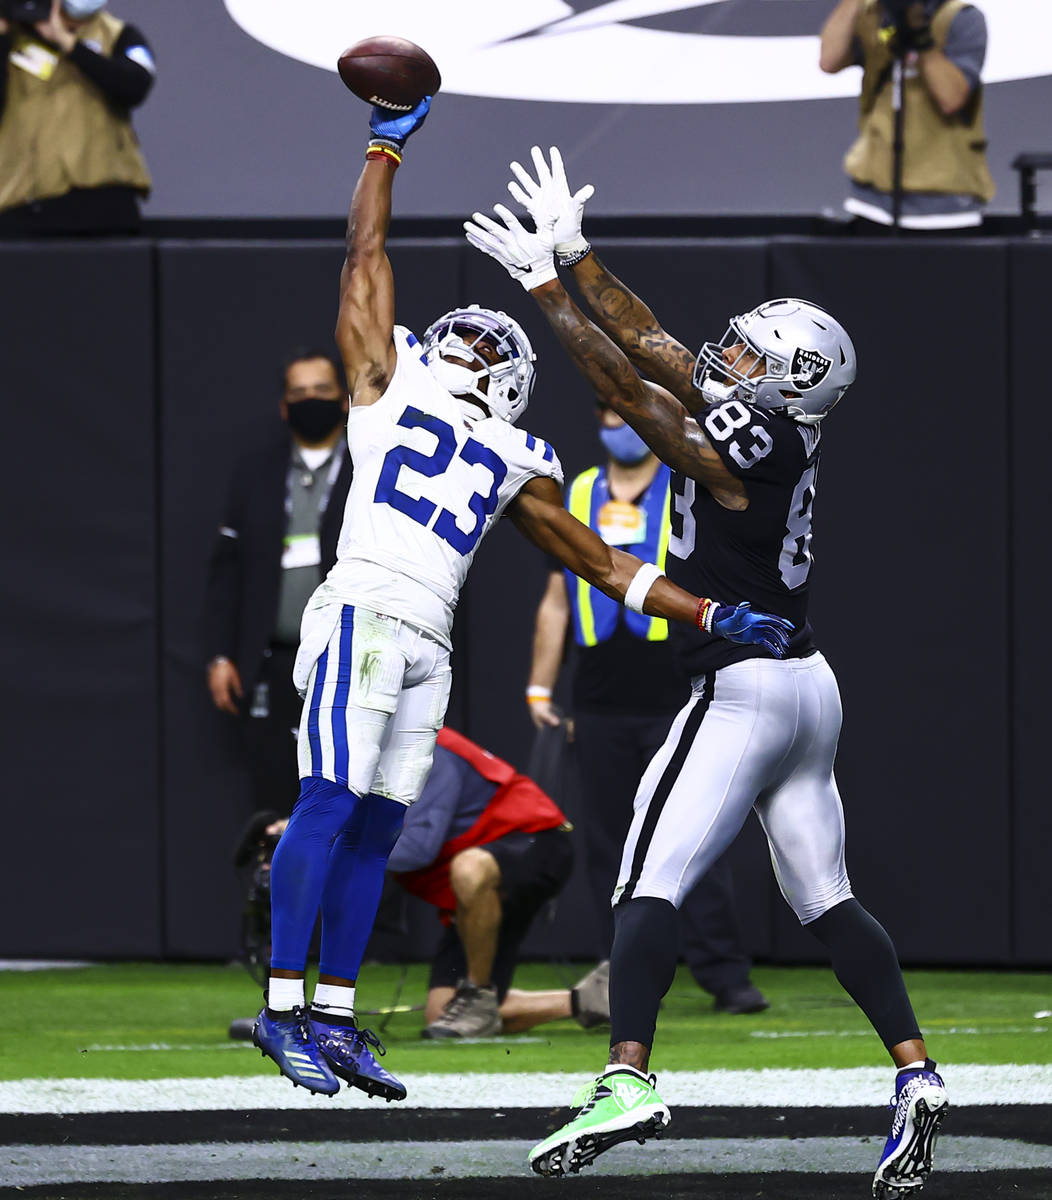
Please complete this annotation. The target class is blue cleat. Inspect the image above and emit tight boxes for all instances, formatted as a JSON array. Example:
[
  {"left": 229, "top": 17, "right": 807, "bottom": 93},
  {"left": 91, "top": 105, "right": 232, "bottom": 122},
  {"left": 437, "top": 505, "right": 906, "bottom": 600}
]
[
  {"left": 252, "top": 1006, "right": 340, "bottom": 1096},
  {"left": 872, "top": 1060, "right": 949, "bottom": 1198},
  {"left": 309, "top": 1010, "right": 407, "bottom": 1102}
]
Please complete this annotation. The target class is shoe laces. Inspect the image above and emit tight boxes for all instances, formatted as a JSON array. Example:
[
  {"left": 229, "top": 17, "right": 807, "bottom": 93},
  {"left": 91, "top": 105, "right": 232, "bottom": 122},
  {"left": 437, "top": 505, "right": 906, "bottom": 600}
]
[
  {"left": 441, "top": 983, "right": 488, "bottom": 1023},
  {"left": 322, "top": 1020, "right": 387, "bottom": 1058},
  {"left": 571, "top": 1077, "right": 608, "bottom": 1113},
  {"left": 281, "top": 1005, "right": 312, "bottom": 1047},
  {"left": 570, "top": 1070, "right": 655, "bottom": 1113}
]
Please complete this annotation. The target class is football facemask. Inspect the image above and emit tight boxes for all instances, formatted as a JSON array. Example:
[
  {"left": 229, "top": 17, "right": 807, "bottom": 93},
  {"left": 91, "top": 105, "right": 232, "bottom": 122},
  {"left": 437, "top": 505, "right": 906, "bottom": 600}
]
[
  {"left": 694, "top": 298, "right": 856, "bottom": 425},
  {"left": 422, "top": 304, "right": 536, "bottom": 424}
]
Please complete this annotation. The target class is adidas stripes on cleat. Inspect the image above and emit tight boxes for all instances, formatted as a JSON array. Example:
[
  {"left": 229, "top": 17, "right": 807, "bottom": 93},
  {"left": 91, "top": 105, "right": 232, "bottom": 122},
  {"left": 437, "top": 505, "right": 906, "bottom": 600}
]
[
  {"left": 872, "top": 1060, "right": 949, "bottom": 1198},
  {"left": 309, "top": 1011, "right": 407, "bottom": 1102},
  {"left": 528, "top": 1067, "right": 670, "bottom": 1177},
  {"left": 252, "top": 1006, "right": 339, "bottom": 1096}
]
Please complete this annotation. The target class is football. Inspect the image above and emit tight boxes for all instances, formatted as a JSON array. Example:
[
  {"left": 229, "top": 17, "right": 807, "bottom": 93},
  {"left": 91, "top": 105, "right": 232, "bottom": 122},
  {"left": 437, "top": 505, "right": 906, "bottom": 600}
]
[{"left": 337, "top": 36, "right": 441, "bottom": 112}]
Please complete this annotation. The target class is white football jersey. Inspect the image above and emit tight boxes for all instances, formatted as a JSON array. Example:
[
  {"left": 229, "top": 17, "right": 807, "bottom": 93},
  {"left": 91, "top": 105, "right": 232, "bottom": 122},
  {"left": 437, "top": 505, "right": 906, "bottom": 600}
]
[{"left": 319, "top": 325, "right": 563, "bottom": 647}]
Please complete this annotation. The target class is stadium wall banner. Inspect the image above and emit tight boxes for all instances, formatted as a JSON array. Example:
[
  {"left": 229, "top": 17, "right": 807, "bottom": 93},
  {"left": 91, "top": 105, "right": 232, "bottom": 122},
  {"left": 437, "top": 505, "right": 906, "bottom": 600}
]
[
  {"left": 104, "top": 0, "right": 1052, "bottom": 218},
  {"left": 224, "top": 0, "right": 1052, "bottom": 105}
]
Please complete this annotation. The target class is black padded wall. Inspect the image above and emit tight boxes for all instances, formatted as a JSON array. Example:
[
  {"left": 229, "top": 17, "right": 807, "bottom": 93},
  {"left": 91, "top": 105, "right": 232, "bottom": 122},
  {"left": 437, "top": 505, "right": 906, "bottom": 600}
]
[
  {"left": 767, "top": 239, "right": 1012, "bottom": 964},
  {"left": 1008, "top": 242, "right": 1052, "bottom": 967},
  {"left": 0, "top": 242, "right": 161, "bottom": 956},
  {"left": 1, "top": 235, "right": 1047, "bottom": 967}
]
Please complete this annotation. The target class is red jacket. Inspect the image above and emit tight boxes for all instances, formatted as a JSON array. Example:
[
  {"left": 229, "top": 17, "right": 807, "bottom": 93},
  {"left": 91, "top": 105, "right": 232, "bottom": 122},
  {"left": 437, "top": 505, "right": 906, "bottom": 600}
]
[{"left": 395, "top": 727, "right": 567, "bottom": 916}]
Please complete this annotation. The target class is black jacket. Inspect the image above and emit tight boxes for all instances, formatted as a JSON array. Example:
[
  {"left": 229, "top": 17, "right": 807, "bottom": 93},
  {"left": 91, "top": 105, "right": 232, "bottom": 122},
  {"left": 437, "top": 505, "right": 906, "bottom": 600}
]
[{"left": 202, "top": 436, "right": 353, "bottom": 695}]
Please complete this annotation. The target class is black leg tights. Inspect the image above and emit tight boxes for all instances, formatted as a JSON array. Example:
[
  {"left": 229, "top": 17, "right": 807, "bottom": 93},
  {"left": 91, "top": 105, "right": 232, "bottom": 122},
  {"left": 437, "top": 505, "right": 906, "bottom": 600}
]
[
  {"left": 609, "top": 897, "right": 680, "bottom": 1050},
  {"left": 807, "top": 898, "right": 922, "bottom": 1052}
]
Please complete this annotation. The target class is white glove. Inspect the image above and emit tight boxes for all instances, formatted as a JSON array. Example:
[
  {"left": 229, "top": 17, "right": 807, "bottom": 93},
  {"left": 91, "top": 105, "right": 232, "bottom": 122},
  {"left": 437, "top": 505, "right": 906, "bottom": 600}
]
[
  {"left": 508, "top": 145, "right": 594, "bottom": 257},
  {"left": 463, "top": 204, "right": 557, "bottom": 292}
]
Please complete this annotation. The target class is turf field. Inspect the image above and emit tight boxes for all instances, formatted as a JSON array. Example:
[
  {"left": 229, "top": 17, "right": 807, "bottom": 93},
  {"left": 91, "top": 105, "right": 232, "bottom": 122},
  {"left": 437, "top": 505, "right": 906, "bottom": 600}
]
[
  {"left": 3, "top": 960, "right": 1049, "bottom": 1079},
  {"left": 3, "top": 961, "right": 1050, "bottom": 1199}
]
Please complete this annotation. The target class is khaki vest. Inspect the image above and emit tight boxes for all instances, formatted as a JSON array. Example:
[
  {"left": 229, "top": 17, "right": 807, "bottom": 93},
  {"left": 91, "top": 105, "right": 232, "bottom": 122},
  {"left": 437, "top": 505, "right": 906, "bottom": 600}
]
[
  {"left": 844, "top": 0, "right": 994, "bottom": 202},
  {"left": 0, "top": 11, "right": 152, "bottom": 212}
]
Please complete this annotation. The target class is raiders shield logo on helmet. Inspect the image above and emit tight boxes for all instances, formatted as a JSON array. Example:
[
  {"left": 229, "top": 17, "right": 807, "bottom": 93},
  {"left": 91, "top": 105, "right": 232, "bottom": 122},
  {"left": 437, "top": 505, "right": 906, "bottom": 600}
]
[{"left": 791, "top": 347, "right": 833, "bottom": 390}]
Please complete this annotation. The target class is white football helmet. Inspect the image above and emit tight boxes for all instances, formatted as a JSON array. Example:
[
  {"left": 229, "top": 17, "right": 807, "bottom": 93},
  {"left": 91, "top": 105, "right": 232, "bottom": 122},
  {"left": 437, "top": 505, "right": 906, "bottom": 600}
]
[
  {"left": 694, "top": 298, "right": 856, "bottom": 425},
  {"left": 422, "top": 304, "right": 536, "bottom": 424}
]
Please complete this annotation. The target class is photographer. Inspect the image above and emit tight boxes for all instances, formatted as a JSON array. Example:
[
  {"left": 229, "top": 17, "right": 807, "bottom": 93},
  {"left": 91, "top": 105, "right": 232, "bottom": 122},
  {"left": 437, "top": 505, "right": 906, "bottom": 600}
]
[
  {"left": 0, "top": 0, "right": 154, "bottom": 234},
  {"left": 819, "top": 0, "right": 994, "bottom": 230}
]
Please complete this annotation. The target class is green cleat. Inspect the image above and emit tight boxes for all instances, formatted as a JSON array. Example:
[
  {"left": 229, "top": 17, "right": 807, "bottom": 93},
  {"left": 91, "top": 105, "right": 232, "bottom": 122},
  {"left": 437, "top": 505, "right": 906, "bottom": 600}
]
[{"left": 528, "top": 1067, "right": 671, "bottom": 1177}]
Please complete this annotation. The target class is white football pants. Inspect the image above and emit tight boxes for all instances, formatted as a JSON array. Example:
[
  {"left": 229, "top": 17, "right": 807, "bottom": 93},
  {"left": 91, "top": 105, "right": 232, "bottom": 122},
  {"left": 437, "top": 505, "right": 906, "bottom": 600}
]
[
  {"left": 295, "top": 603, "right": 452, "bottom": 805},
  {"left": 614, "top": 652, "right": 853, "bottom": 925}
]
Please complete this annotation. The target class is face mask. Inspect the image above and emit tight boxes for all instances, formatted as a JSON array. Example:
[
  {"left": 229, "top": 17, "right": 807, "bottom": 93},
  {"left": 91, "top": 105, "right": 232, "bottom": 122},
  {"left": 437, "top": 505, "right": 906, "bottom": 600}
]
[
  {"left": 285, "top": 398, "right": 344, "bottom": 442},
  {"left": 599, "top": 423, "right": 651, "bottom": 465},
  {"left": 62, "top": 0, "right": 106, "bottom": 17}
]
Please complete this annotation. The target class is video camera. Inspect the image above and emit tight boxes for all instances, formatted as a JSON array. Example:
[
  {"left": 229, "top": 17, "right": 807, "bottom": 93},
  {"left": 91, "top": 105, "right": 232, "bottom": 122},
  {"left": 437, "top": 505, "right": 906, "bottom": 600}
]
[
  {"left": 233, "top": 809, "right": 284, "bottom": 985},
  {"left": 0, "top": 0, "right": 51, "bottom": 23}
]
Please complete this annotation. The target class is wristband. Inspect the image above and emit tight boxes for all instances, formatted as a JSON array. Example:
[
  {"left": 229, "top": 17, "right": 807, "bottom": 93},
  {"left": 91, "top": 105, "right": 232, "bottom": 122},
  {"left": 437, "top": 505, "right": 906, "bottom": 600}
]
[
  {"left": 695, "top": 597, "right": 717, "bottom": 633},
  {"left": 526, "top": 685, "right": 552, "bottom": 705},
  {"left": 366, "top": 138, "right": 402, "bottom": 167},
  {"left": 624, "top": 562, "right": 663, "bottom": 614},
  {"left": 557, "top": 240, "right": 592, "bottom": 268}
]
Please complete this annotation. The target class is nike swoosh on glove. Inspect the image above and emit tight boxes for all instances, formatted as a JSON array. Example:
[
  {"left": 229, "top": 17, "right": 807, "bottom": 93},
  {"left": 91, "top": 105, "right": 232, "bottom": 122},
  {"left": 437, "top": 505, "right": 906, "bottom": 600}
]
[{"left": 464, "top": 204, "right": 558, "bottom": 292}]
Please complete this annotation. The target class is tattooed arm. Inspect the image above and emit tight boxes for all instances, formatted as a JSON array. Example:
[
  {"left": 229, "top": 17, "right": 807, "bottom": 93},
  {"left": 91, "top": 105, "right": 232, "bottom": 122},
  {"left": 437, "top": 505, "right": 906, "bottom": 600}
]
[
  {"left": 530, "top": 279, "right": 745, "bottom": 507},
  {"left": 570, "top": 250, "right": 706, "bottom": 415}
]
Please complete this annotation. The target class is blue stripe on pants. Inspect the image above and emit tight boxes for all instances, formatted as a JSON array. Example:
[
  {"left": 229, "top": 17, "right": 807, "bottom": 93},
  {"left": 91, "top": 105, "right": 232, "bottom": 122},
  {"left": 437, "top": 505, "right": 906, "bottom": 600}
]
[
  {"left": 306, "top": 646, "right": 329, "bottom": 775},
  {"left": 331, "top": 606, "right": 355, "bottom": 785}
]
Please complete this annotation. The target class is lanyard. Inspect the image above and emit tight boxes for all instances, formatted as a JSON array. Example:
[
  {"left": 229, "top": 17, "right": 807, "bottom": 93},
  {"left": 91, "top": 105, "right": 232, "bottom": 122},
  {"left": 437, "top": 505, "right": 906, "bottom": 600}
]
[{"left": 284, "top": 449, "right": 343, "bottom": 520}]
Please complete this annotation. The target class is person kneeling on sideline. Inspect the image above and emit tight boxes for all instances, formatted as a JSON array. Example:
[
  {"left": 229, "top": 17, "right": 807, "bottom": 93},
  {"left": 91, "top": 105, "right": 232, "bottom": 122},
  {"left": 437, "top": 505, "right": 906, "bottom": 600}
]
[
  {"left": 390, "top": 726, "right": 607, "bottom": 1039},
  {"left": 232, "top": 726, "right": 609, "bottom": 1040}
]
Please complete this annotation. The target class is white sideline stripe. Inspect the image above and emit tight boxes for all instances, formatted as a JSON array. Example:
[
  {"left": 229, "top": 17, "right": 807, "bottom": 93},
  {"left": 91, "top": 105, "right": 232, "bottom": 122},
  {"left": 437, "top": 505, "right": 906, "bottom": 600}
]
[
  {"left": 3, "top": 1137, "right": 1051, "bottom": 1185},
  {"left": 751, "top": 1027, "right": 1051, "bottom": 1039},
  {"left": 4, "top": 1066, "right": 1052, "bottom": 1113},
  {"left": 0, "top": 960, "right": 93, "bottom": 972}
]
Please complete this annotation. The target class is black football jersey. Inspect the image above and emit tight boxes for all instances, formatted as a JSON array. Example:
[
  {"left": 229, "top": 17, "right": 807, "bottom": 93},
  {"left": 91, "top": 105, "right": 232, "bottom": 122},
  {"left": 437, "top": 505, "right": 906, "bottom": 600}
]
[{"left": 667, "top": 397, "right": 822, "bottom": 676}]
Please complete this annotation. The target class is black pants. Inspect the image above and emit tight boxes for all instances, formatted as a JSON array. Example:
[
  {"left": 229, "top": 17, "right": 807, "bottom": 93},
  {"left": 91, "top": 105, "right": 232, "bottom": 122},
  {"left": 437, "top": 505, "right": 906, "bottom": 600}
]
[
  {"left": 241, "top": 645, "right": 302, "bottom": 819},
  {"left": 428, "top": 828, "right": 575, "bottom": 1001},
  {"left": 573, "top": 709, "right": 752, "bottom": 998},
  {"left": 0, "top": 185, "right": 142, "bottom": 236}
]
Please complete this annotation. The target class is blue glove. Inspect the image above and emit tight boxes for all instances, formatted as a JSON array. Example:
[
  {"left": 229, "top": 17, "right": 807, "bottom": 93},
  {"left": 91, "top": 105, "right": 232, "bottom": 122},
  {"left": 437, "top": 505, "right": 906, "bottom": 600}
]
[
  {"left": 369, "top": 96, "right": 432, "bottom": 150},
  {"left": 711, "top": 602, "right": 794, "bottom": 659}
]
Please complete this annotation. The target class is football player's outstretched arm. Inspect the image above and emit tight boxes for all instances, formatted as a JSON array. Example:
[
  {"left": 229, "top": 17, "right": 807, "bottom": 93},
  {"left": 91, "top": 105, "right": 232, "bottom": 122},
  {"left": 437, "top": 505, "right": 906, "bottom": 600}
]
[
  {"left": 530, "top": 278, "right": 746, "bottom": 509},
  {"left": 335, "top": 99, "right": 431, "bottom": 408},
  {"left": 569, "top": 251, "right": 703, "bottom": 413},
  {"left": 509, "top": 477, "right": 702, "bottom": 622},
  {"left": 335, "top": 158, "right": 397, "bottom": 408},
  {"left": 509, "top": 478, "right": 792, "bottom": 657},
  {"left": 506, "top": 146, "right": 702, "bottom": 413},
  {"left": 465, "top": 205, "right": 745, "bottom": 507}
]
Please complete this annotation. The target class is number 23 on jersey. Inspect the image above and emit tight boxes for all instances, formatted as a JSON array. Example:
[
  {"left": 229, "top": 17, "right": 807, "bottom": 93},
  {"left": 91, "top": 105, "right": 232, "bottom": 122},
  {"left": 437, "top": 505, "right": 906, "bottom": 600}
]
[{"left": 373, "top": 407, "right": 507, "bottom": 556}]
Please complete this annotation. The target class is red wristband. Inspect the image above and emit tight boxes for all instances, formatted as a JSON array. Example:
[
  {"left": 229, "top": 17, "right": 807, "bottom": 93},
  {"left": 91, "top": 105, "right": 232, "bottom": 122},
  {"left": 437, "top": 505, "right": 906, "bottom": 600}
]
[
  {"left": 366, "top": 145, "right": 402, "bottom": 167},
  {"left": 695, "top": 597, "right": 712, "bottom": 632}
]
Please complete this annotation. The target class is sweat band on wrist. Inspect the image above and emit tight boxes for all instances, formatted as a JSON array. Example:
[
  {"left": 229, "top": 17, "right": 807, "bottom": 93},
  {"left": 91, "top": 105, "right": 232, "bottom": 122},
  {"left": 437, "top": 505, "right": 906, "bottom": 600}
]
[
  {"left": 557, "top": 241, "right": 592, "bottom": 268},
  {"left": 526, "top": 686, "right": 552, "bottom": 704},
  {"left": 624, "top": 562, "right": 663, "bottom": 614}
]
